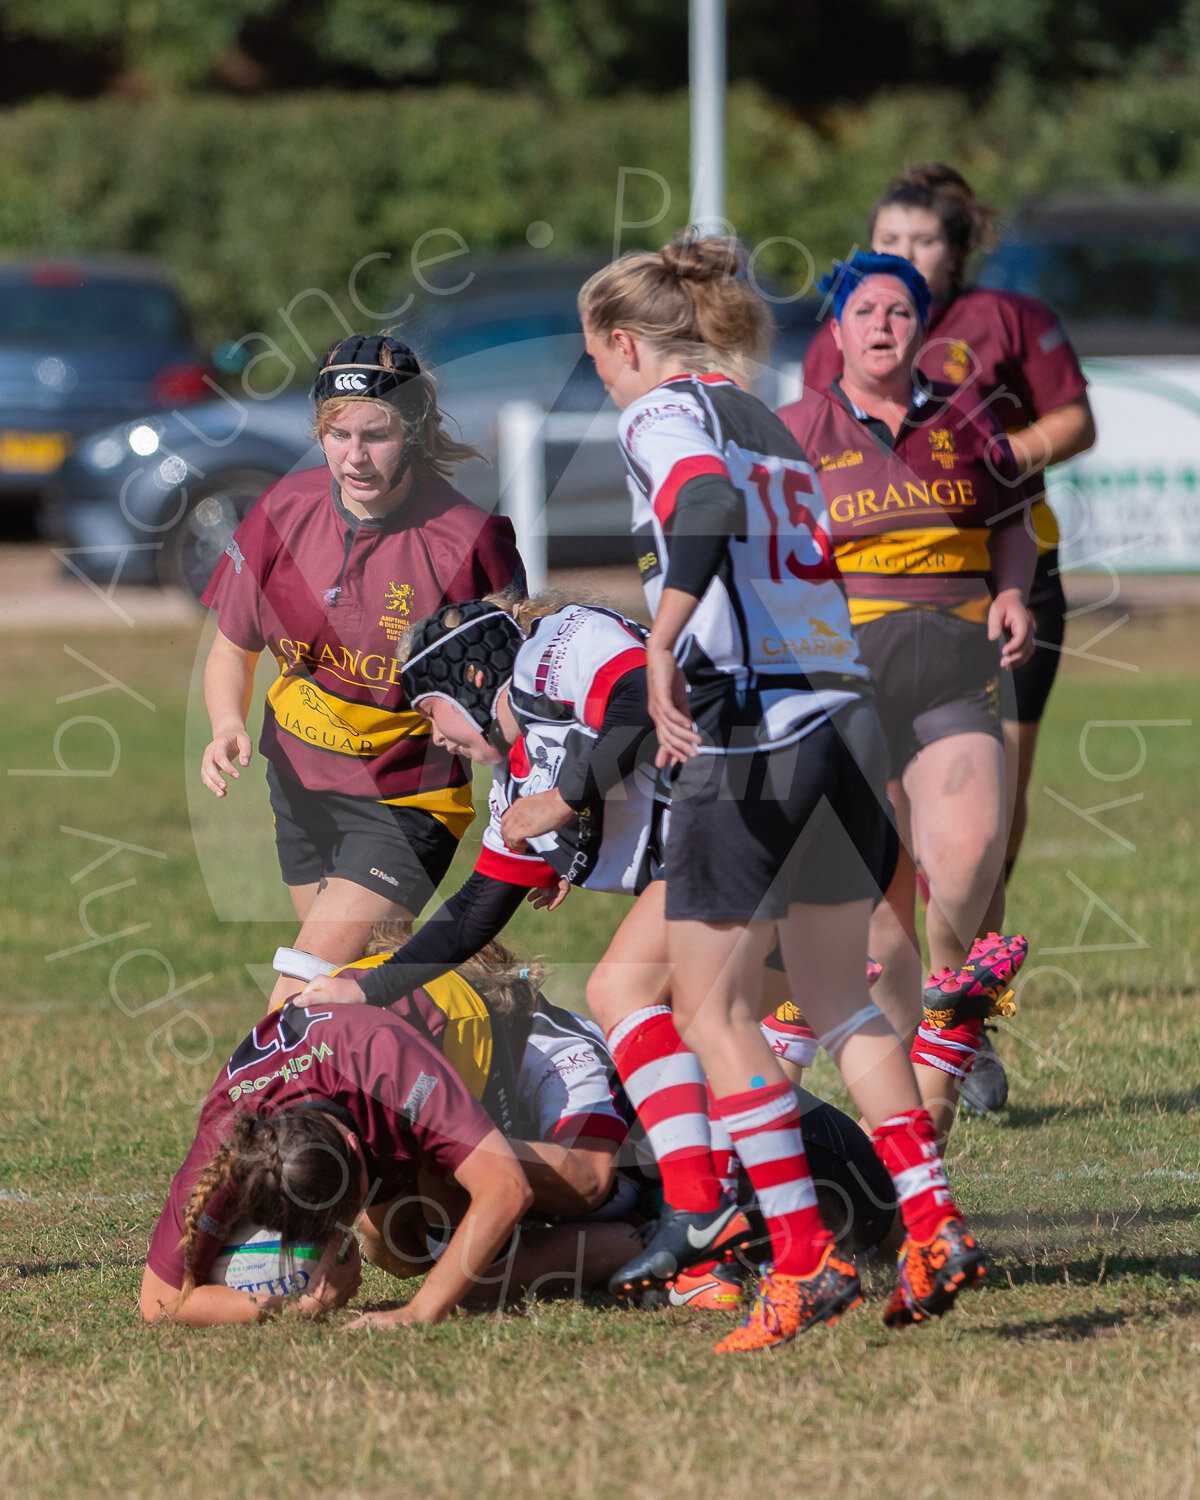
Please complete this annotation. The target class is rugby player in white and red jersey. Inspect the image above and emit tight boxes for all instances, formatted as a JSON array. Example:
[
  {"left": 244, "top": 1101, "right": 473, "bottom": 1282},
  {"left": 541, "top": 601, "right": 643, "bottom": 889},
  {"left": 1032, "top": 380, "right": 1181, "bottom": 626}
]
[{"left": 578, "top": 235, "right": 988, "bottom": 1352}]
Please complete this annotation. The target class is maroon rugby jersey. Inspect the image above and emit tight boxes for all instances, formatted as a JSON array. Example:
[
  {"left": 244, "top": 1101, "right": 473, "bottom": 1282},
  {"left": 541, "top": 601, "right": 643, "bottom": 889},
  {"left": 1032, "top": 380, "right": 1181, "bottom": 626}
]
[
  {"left": 778, "top": 379, "right": 1034, "bottom": 626},
  {"left": 801, "top": 287, "right": 1087, "bottom": 554},
  {"left": 202, "top": 469, "right": 522, "bottom": 832},
  {"left": 146, "top": 1003, "right": 495, "bottom": 1288}
]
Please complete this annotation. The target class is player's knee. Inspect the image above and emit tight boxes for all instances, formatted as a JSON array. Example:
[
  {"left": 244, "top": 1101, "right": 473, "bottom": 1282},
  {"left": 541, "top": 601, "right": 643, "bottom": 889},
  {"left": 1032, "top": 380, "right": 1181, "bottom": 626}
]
[{"left": 584, "top": 968, "right": 623, "bottom": 1031}]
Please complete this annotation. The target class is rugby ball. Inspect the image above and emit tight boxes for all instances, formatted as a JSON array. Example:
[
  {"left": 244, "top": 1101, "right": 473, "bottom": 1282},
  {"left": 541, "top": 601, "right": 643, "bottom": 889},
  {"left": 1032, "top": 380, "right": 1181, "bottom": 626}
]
[{"left": 209, "top": 1223, "right": 324, "bottom": 1297}]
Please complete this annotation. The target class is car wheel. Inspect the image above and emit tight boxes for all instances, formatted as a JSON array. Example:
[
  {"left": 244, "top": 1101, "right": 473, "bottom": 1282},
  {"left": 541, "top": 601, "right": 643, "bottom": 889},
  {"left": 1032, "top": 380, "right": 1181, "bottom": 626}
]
[{"left": 157, "top": 469, "right": 278, "bottom": 600}]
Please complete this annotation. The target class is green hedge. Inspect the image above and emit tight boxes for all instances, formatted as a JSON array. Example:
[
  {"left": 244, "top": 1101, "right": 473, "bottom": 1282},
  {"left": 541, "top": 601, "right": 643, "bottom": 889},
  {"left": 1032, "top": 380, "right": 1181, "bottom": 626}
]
[{"left": 2, "top": 78, "right": 1200, "bottom": 362}]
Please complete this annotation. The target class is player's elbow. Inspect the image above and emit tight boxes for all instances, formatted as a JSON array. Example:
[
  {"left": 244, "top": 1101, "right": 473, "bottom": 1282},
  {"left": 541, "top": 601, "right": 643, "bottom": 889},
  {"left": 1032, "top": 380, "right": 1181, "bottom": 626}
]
[
  {"left": 1075, "top": 405, "right": 1097, "bottom": 457},
  {"left": 485, "top": 1152, "right": 535, "bottom": 1222},
  {"left": 551, "top": 1146, "right": 617, "bottom": 1216},
  {"left": 1056, "top": 398, "right": 1096, "bottom": 463},
  {"left": 139, "top": 1268, "right": 178, "bottom": 1325},
  {"left": 570, "top": 1152, "right": 617, "bottom": 1214},
  {"left": 503, "top": 1165, "right": 536, "bottom": 1223}
]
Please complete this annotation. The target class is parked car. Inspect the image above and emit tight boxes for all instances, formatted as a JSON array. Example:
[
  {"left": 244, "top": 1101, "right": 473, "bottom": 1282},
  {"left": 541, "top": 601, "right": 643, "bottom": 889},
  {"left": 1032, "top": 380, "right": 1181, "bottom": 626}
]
[
  {"left": 977, "top": 192, "right": 1200, "bottom": 356},
  {"left": 48, "top": 255, "right": 821, "bottom": 598},
  {"left": 978, "top": 191, "right": 1200, "bottom": 571},
  {"left": 0, "top": 256, "right": 215, "bottom": 511}
]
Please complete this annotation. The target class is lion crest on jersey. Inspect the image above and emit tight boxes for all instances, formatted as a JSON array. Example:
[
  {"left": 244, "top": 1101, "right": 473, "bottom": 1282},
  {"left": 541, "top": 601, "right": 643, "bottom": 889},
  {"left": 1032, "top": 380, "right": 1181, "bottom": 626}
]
[
  {"left": 929, "top": 429, "right": 956, "bottom": 470},
  {"left": 384, "top": 582, "right": 414, "bottom": 614},
  {"left": 942, "top": 339, "right": 972, "bottom": 385}
]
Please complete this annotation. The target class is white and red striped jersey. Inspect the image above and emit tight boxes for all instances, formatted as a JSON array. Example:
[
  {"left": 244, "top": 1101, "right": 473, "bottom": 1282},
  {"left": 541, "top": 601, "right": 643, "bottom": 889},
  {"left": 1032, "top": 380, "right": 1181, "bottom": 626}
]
[
  {"left": 619, "top": 373, "right": 869, "bottom": 747},
  {"left": 473, "top": 605, "right": 663, "bottom": 894}
]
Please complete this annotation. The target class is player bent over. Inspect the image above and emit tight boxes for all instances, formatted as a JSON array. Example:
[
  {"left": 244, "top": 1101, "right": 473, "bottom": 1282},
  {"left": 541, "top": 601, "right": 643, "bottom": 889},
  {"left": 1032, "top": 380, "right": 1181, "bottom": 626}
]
[
  {"left": 139, "top": 999, "right": 649, "bottom": 1329},
  {"left": 139, "top": 1002, "right": 534, "bottom": 1328},
  {"left": 283, "top": 928, "right": 650, "bottom": 1296}
]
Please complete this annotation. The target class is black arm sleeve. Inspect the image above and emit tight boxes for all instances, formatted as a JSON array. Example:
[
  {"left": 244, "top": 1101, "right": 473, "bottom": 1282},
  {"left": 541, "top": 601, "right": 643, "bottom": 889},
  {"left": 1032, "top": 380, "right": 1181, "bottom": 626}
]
[
  {"left": 555, "top": 669, "right": 655, "bottom": 812},
  {"left": 662, "top": 472, "right": 742, "bottom": 599},
  {"left": 354, "top": 869, "right": 531, "bottom": 1007}
]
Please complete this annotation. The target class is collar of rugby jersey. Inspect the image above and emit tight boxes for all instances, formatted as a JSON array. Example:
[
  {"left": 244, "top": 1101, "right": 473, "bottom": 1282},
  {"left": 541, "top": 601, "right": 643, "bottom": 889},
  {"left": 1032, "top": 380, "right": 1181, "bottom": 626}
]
[
  {"left": 828, "top": 375, "right": 945, "bottom": 455},
  {"left": 330, "top": 476, "right": 424, "bottom": 535}
]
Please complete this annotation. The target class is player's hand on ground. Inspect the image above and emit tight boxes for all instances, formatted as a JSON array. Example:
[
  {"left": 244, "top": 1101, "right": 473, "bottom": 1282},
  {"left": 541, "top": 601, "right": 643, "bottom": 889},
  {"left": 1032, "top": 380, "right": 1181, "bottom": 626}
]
[
  {"left": 646, "top": 644, "right": 700, "bottom": 767},
  {"left": 296, "top": 1236, "right": 362, "bottom": 1318},
  {"left": 500, "top": 788, "right": 573, "bottom": 848},
  {"left": 989, "top": 588, "right": 1035, "bottom": 670},
  {"left": 200, "top": 726, "right": 252, "bottom": 797},
  {"left": 527, "top": 877, "right": 570, "bottom": 912},
  {"left": 293, "top": 974, "right": 368, "bottom": 1007},
  {"left": 345, "top": 1303, "right": 426, "bottom": 1331}
]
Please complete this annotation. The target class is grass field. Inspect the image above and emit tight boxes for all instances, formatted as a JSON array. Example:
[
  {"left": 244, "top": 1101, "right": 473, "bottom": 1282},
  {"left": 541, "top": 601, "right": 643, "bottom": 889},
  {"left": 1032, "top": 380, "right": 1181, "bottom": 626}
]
[{"left": 2, "top": 598, "right": 1198, "bottom": 1499}]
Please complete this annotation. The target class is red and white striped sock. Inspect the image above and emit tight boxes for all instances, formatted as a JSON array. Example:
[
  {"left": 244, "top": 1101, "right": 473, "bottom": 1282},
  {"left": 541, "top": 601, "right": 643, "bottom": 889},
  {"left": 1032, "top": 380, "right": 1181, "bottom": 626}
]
[
  {"left": 871, "top": 1107, "right": 960, "bottom": 1243},
  {"left": 608, "top": 1006, "right": 721, "bottom": 1213},
  {"left": 911, "top": 1017, "right": 983, "bottom": 1080},
  {"left": 706, "top": 1087, "right": 739, "bottom": 1200},
  {"left": 714, "top": 1081, "right": 831, "bottom": 1276}
]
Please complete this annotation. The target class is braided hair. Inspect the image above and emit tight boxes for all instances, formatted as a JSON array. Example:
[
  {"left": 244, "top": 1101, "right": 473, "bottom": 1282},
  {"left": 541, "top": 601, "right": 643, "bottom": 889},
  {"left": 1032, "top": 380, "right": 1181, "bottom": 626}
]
[{"left": 177, "top": 1107, "right": 358, "bottom": 1309}]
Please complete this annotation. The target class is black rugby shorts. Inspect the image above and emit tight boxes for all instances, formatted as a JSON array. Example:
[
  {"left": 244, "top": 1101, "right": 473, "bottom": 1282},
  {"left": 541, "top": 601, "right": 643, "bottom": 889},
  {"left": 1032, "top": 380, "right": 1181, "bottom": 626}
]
[
  {"left": 856, "top": 608, "right": 1002, "bottom": 779},
  {"left": 663, "top": 696, "right": 893, "bottom": 923},
  {"left": 267, "top": 763, "right": 458, "bottom": 909}
]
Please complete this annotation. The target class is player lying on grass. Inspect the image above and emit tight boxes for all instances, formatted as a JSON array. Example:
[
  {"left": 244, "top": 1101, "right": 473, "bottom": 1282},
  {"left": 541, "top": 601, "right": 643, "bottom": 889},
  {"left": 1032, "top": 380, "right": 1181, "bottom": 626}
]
[
  {"left": 303, "top": 923, "right": 645, "bottom": 1225},
  {"left": 293, "top": 596, "right": 906, "bottom": 1307},
  {"left": 139, "top": 991, "right": 640, "bottom": 1329}
]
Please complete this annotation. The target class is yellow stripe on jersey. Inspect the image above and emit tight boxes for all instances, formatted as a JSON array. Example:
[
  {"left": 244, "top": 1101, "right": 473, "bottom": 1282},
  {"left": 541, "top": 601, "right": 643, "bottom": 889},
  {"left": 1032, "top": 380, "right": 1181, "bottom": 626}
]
[
  {"left": 380, "top": 783, "right": 475, "bottom": 840},
  {"left": 335, "top": 957, "right": 495, "bottom": 1101},
  {"left": 1029, "top": 495, "right": 1060, "bottom": 555},
  {"left": 268, "top": 673, "right": 429, "bottom": 758},
  {"left": 848, "top": 596, "right": 991, "bottom": 627},
  {"left": 268, "top": 673, "right": 476, "bottom": 837},
  {"left": 835, "top": 527, "right": 992, "bottom": 577}
]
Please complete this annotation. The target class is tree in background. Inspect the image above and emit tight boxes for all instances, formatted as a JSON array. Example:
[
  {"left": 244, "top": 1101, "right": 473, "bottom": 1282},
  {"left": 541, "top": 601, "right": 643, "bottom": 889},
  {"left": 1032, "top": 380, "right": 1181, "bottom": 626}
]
[{"left": 6, "top": 0, "right": 1198, "bottom": 106}]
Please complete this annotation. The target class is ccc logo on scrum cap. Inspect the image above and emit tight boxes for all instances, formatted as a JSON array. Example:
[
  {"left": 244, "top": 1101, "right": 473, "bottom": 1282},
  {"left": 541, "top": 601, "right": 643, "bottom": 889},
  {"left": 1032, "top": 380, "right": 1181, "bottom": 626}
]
[{"left": 333, "top": 372, "right": 369, "bottom": 391}]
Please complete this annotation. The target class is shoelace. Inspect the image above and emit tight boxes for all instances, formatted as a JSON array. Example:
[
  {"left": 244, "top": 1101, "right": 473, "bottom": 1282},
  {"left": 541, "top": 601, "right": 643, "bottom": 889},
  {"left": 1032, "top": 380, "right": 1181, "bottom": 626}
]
[{"left": 743, "top": 1282, "right": 783, "bottom": 1335}]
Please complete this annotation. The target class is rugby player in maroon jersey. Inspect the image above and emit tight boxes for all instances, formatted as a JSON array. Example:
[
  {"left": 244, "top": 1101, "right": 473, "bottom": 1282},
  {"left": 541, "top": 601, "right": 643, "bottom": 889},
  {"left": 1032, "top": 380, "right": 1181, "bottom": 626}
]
[
  {"left": 802, "top": 165, "right": 1094, "bottom": 898},
  {"left": 780, "top": 251, "right": 1033, "bottom": 1147},
  {"left": 140, "top": 1002, "right": 532, "bottom": 1328},
  {"left": 199, "top": 334, "right": 523, "bottom": 1015}
]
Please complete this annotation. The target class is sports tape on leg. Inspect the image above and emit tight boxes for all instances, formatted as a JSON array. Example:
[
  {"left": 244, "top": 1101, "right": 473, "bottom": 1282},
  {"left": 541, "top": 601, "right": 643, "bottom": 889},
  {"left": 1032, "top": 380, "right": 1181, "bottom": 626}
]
[{"left": 817, "top": 1002, "right": 885, "bottom": 1059}]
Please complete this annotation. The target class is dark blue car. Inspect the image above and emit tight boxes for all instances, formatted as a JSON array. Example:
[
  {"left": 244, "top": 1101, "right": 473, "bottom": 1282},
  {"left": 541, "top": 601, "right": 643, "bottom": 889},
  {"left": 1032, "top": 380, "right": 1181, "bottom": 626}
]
[{"left": 0, "top": 256, "right": 213, "bottom": 509}]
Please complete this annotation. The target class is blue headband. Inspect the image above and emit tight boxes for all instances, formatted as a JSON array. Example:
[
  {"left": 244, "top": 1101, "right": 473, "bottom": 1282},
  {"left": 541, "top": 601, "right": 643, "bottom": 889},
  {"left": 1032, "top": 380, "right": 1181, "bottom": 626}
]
[{"left": 817, "top": 252, "right": 931, "bottom": 326}]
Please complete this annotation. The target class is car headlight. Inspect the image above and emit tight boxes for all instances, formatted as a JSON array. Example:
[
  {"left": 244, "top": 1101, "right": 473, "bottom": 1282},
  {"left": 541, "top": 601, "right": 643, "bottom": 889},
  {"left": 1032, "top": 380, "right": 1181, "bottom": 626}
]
[
  {"left": 128, "top": 423, "right": 161, "bottom": 457},
  {"left": 80, "top": 434, "right": 128, "bottom": 471},
  {"left": 157, "top": 454, "right": 189, "bottom": 487}
]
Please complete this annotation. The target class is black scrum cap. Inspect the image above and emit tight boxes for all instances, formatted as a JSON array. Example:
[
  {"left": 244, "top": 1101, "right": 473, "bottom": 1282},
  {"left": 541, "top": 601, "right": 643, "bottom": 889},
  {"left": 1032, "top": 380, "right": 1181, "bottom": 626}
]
[
  {"left": 312, "top": 333, "right": 422, "bottom": 404},
  {"left": 400, "top": 601, "right": 523, "bottom": 746}
]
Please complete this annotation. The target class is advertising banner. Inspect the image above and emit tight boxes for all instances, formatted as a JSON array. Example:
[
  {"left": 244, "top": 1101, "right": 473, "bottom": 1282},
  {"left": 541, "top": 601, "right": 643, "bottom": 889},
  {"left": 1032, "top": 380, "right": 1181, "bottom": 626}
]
[{"left": 1050, "top": 358, "right": 1200, "bottom": 572}]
